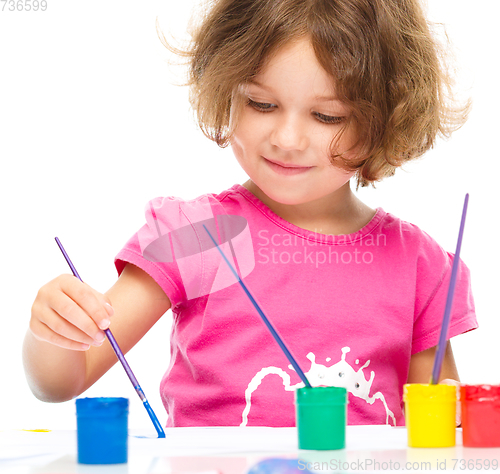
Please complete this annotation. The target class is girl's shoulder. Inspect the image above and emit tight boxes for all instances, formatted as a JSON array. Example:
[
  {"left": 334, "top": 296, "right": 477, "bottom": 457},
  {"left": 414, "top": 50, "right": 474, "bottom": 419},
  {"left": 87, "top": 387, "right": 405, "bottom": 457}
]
[
  {"left": 369, "top": 211, "right": 462, "bottom": 279},
  {"left": 378, "top": 210, "right": 447, "bottom": 250},
  {"left": 147, "top": 184, "right": 245, "bottom": 212}
]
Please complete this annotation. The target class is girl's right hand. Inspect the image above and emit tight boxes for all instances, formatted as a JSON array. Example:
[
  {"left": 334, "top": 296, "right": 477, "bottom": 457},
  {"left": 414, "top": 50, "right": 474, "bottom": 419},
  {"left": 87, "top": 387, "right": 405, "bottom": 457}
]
[{"left": 30, "top": 274, "right": 115, "bottom": 351}]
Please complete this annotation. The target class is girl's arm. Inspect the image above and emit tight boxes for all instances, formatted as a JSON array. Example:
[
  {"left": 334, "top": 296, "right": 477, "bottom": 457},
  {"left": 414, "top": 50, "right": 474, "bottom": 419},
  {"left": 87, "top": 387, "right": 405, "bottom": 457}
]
[
  {"left": 23, "top": 263, "right": 171, "bottom": 402},
  {"left": 407, "top": 341, "right": 462, "bottom": 426},
  {"left": 407, "top": 341, "right": 459, "bottom": 383}
]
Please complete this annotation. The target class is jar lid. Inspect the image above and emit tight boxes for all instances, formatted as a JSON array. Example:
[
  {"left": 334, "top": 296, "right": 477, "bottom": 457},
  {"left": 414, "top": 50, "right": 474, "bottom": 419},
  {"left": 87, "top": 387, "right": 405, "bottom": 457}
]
[
  {"left": 76, "top": 397, "right": 129, "bottom": 416},
  {"left": 403, "top": 384, "right": 456, "bottom": 402},
  {"left": 460, "top": 384, "right": 500, "bottom": 402},
  {"left": 295, "top": 386, "right": 348, "bottom": 404}
]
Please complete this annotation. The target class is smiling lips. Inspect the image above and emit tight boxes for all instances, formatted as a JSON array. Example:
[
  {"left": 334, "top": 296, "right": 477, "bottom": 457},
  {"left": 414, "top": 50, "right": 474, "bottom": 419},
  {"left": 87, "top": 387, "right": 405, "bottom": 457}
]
[{"left": 264, "top": 158, "right": 313, "bottom": 176}]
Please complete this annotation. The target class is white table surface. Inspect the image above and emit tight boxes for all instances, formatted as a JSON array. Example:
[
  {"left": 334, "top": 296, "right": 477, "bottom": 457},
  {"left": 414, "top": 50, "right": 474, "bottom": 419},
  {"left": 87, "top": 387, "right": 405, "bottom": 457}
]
[{"left": 1, "top": 426, "right": 499, "bottom": 473}]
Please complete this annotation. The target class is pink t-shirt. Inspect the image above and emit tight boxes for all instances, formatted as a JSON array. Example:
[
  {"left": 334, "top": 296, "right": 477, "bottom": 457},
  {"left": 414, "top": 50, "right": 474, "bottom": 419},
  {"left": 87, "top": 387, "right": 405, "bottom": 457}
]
[{"left": 115, "top": 184, "right": 477, "bottom": 427}]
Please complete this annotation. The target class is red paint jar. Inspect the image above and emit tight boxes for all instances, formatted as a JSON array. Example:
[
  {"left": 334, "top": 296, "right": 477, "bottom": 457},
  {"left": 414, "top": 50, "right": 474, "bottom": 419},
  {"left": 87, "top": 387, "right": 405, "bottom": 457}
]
[{"left": 461, "top": 384, "right": 500, "bottom": 447}]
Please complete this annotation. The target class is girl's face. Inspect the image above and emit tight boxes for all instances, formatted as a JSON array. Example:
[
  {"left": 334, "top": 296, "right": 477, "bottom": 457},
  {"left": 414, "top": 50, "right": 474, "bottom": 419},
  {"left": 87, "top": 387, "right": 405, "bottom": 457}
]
[{"left": 230, "top": 38, "right": 359, "bottom": 207}]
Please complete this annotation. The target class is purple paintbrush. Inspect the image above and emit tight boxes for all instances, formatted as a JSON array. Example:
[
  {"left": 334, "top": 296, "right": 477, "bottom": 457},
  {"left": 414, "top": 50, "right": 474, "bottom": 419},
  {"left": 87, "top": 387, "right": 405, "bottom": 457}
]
[
  {"left": 55, "top": 237, "right": 165, "bottom": 438},
  {"left": 430, "top": 194, "right": 469, "bottom": 384}
]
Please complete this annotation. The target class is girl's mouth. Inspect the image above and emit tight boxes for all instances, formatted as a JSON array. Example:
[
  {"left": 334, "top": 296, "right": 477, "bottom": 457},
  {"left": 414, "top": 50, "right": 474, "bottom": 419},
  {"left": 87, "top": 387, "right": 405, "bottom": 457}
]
[{"left": 264, "top": 158, "right": 313, "bottom": 176}]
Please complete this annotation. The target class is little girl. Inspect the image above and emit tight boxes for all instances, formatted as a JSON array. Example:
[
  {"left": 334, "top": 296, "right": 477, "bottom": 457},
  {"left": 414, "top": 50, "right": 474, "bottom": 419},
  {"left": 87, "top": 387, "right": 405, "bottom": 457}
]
[{"left": 24, "top": 0, "right": 477, "bottom": 427}]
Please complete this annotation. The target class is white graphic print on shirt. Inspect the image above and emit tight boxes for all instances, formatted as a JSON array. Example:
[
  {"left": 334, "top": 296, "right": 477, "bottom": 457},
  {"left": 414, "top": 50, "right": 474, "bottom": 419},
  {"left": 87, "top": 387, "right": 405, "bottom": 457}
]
[{"left": 240, "top": 347, "right": 396, "bottom": 426}]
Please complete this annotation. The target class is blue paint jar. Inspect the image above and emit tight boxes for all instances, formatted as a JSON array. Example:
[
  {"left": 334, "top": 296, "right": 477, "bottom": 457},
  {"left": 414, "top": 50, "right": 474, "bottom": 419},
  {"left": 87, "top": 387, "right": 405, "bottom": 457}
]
[{"left": 76, "top": 397, "right": 129, "bottom": 464}]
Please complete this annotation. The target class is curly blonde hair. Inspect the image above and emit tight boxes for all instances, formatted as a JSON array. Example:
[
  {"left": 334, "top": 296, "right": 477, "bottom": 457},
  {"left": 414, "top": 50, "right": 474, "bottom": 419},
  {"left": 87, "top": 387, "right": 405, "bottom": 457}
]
[{"left": 159, "top": 0, "right": 470, "bottom": 187}]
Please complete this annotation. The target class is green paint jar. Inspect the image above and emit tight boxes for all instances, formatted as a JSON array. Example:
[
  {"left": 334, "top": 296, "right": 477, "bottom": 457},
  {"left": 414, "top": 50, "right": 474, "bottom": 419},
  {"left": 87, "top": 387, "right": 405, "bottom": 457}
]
[{"left": 295, "top": 386, "right": 348, "bottom": 450}]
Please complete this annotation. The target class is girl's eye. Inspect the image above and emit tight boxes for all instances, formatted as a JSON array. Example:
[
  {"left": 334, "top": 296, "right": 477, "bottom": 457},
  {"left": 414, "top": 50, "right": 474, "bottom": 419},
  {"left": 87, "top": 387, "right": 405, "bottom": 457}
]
[
  {"left": 314, "top": 112, "right": 344, "bottom": 125},
  {"left": 247, "top": 99, "right": 276, "bottom": 112},
  {"left": 247, "top": 99, "right": 344, "bottom": 124}
]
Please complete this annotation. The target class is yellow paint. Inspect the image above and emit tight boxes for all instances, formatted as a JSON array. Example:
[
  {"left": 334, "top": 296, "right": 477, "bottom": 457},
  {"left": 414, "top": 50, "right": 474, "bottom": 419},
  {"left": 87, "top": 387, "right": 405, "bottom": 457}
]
[
  {"left": 21, "top": 429, "right": 52, "bottom": 432},
  {"left": 403, "top": 384, "right": 456, "bottom": 448}
]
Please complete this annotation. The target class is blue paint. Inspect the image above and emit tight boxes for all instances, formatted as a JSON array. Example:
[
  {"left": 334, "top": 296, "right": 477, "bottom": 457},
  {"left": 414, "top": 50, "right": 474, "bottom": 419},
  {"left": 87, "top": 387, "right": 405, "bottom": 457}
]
[
  {"left": 247, "top": 458, "right": 312, "bottom": 474},
  {"left": 144, "top": 400, "right": 166, "bottom": 438},
  {"left": 76, "top": 397, "right": 128, "bottom": 464}
]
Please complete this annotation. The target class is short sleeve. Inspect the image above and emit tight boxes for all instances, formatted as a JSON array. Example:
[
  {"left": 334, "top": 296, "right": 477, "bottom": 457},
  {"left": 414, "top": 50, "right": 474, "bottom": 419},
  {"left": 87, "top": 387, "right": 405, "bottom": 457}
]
[
  {"left": 114, "top": 196, "right": 186, "bottom": 310},
  {"left": 411, "top": 232, "right": 477, "bottom": 354},
  {"left": 114, "top": 192, "right": 255, "bottom": 310}
]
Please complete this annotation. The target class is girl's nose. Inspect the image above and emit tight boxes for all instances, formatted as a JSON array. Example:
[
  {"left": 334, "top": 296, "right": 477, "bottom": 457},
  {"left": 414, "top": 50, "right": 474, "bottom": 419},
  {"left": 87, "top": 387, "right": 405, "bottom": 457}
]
[{"left": 270, "top": 114, "right": 309, "bottom": 151}]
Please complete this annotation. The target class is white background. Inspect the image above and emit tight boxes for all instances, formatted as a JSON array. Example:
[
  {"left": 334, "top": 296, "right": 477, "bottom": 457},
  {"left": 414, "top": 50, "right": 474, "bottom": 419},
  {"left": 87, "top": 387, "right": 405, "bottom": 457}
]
[{"left": 1, "top": 0, "right": 498, "bottom": 430}]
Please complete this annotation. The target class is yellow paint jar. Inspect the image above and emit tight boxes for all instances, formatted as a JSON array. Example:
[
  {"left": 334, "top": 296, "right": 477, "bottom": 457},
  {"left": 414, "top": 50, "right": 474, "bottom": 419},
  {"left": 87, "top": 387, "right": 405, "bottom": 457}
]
[{"left": 403, "top": 384, "right": 456, "bottom": 448}]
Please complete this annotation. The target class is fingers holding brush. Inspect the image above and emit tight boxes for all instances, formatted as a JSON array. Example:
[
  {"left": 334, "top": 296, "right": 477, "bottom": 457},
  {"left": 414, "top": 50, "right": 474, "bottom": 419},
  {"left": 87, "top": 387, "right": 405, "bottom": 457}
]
[{"left": 30, "top": 274, "right": 114, "bottom": 351}]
